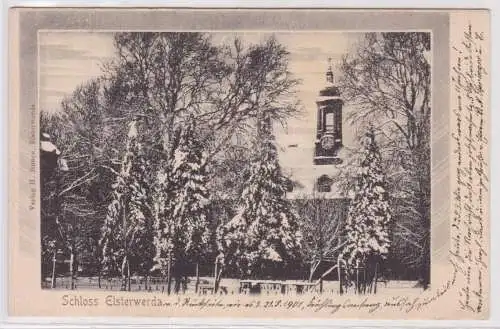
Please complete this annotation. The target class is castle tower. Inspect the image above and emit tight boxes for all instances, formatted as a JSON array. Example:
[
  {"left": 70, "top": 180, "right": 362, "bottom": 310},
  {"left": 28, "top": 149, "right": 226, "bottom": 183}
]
[{"left": 313, "top": 59, "right": 343, "bottom": 165}]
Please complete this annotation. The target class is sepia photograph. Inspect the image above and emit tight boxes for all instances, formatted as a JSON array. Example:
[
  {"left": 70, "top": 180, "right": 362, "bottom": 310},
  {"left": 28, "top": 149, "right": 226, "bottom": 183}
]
[
  {"left": 39, "top": 31, "right": 431, "bottom": 297},
  {"left": 7, "top": 8, "right": 489, "bottom": 320}
]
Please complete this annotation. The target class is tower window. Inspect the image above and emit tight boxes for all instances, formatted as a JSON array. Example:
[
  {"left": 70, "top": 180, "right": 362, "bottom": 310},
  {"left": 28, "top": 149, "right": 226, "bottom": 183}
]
[{"left": 325, "top": 112, "right": 335, "bottom": 133}]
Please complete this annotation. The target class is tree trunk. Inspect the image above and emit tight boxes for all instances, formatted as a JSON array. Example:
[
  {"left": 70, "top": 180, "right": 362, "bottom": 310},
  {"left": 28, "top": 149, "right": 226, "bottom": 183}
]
[
  {"left": 69, "top": 247, "right": 76, "bottom": 290},
  {"left": 51, "top": 250, "right": 57, "bottom": 289},
  {"left": 213, "top": 261, "right": 218, "bottom": 292},
  {"left": 166, "top": 252, "right": 172, "bottom": 295},
  {"left": 215, "top": 268, "right": 223, "bottom": 294},
  {"left": 121, "top": 201, "right": 130, "bottom": 291},
  {"left": 195, "top": 263, "right": 200, "bottom": 293},
  {"left": 174, "top": 272, "right": 181, "bottom": 294},
  {"left": 373, "top": 263, "right": 378, "bottom": 294},
  {"left": 337, "top": 258, "right": 343, "bottom": 295},
  {"left": 183, "top": 274, "right": 188, "bottom": 293},
  {"left": 356, "top": 266, "right": 360, "bottom": 294},
  {"left": 127, "top": 260, "right": 131, "bottom": 291},
  {"left": 121, "top": 256, "right": 128, "bottom": 291},
  {"left": 309, "top": 260, "right": 320, "bottom": 282},
  {"left": 214, "top": 260, "right": 224, "bottom": 293},
  {"left": 363, "top": 266, "right": 367, "bottom": 294}
]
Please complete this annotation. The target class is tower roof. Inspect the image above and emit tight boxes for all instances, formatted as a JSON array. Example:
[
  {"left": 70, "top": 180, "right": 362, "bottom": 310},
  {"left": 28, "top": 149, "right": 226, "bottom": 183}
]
[
  {"left": 318, "top": 58, "right": 340, "bottom": 98},
  {"left": 319, "top": 86, "right": 340, "bottom": 97}
]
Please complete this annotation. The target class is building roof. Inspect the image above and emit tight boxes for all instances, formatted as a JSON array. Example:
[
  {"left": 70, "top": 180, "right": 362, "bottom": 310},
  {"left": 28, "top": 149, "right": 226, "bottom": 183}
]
[{"left": 40, "top": 140, "right": 61, "bottom": 155}]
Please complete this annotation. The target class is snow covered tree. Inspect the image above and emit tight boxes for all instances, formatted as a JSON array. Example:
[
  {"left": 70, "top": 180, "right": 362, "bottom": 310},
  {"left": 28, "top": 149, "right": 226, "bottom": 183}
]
[
  {"left": 151, "top": 169, "right": 176, "bottom": 294},
  {"left": 341, "top": 128, "right": 392, "bottom": 294},
  {"left": 153, "top": 117, "right": 211, "bottom": 293},
  {"left": 40, "top": 79, "right": 127, "bottom": 290},
  {"left": 100, "top": 183, "right": 123, "bottom": 281},
  {"left": 100, "top": 120, "right": 155, "bottom": 291},
  {"left": 218, "top": 113, "right": 302, "bottom": 281},
  {"left": 339, "top": 32, "right": 430, "bottom": 288},
  {"left": 40, "top": 33, "right": 302, "bottom": 292},
  {"left": 295, "top": 195, "right": 348, "bottom": 288},
  {"left": 127, "top": 143, "right": 156, "bottom": 290}
]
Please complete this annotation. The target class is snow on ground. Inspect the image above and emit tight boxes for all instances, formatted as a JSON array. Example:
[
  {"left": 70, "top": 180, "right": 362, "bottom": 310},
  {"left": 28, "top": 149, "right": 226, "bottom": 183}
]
[{"left": 46, "top": 276, "right": 421, "bottom": 296}]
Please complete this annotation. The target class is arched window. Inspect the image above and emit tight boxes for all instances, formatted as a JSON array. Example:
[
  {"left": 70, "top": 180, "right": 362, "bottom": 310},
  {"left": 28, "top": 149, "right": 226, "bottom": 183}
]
[
  {"left": 325, "top": 112, "right": 335, "bottom": 133},
  {"left": 316, "top": 175, "right": 333, "bottom": 192}
]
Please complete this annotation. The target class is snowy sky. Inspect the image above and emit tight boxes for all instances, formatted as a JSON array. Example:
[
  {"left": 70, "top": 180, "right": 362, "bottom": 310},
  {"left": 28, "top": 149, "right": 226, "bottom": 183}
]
[{"left": 39, "top": 31, "right": 363, "bottom": 197}]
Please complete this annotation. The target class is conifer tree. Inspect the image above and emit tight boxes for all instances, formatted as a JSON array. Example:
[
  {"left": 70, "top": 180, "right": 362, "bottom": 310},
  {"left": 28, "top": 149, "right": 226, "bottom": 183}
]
[
  {"left": 153, "top": 117, "right": 211, "bottom": 293},
  {"left": 341, "top": 128, "right": 392, "bottom": 294},
  {"left": 219, "top": 113, "right": 302, "bottom": 279},
  {"left": 152, "top": 170, "right": 174, "bottom": 292},
  {"left": 100, "top": 120, "right": 155, "bottom": 291}
]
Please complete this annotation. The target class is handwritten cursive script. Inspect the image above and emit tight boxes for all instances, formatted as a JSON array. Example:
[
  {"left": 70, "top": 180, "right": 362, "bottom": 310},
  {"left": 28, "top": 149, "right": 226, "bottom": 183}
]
[{"left": 449, "top": 21, "right": 488, "bottom": 314}]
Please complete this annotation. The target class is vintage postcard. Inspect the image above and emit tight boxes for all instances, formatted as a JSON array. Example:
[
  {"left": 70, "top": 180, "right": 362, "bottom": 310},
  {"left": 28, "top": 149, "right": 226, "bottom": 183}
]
[{"left": 7, "top": 8, "right": 490, "bottom": 320}]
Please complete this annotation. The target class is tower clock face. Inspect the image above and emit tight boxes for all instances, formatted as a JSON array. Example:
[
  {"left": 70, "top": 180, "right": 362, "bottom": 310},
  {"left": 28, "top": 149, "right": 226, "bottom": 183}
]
[{"left": 320, "top": 135, "right": 335, "bottom": 150}]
